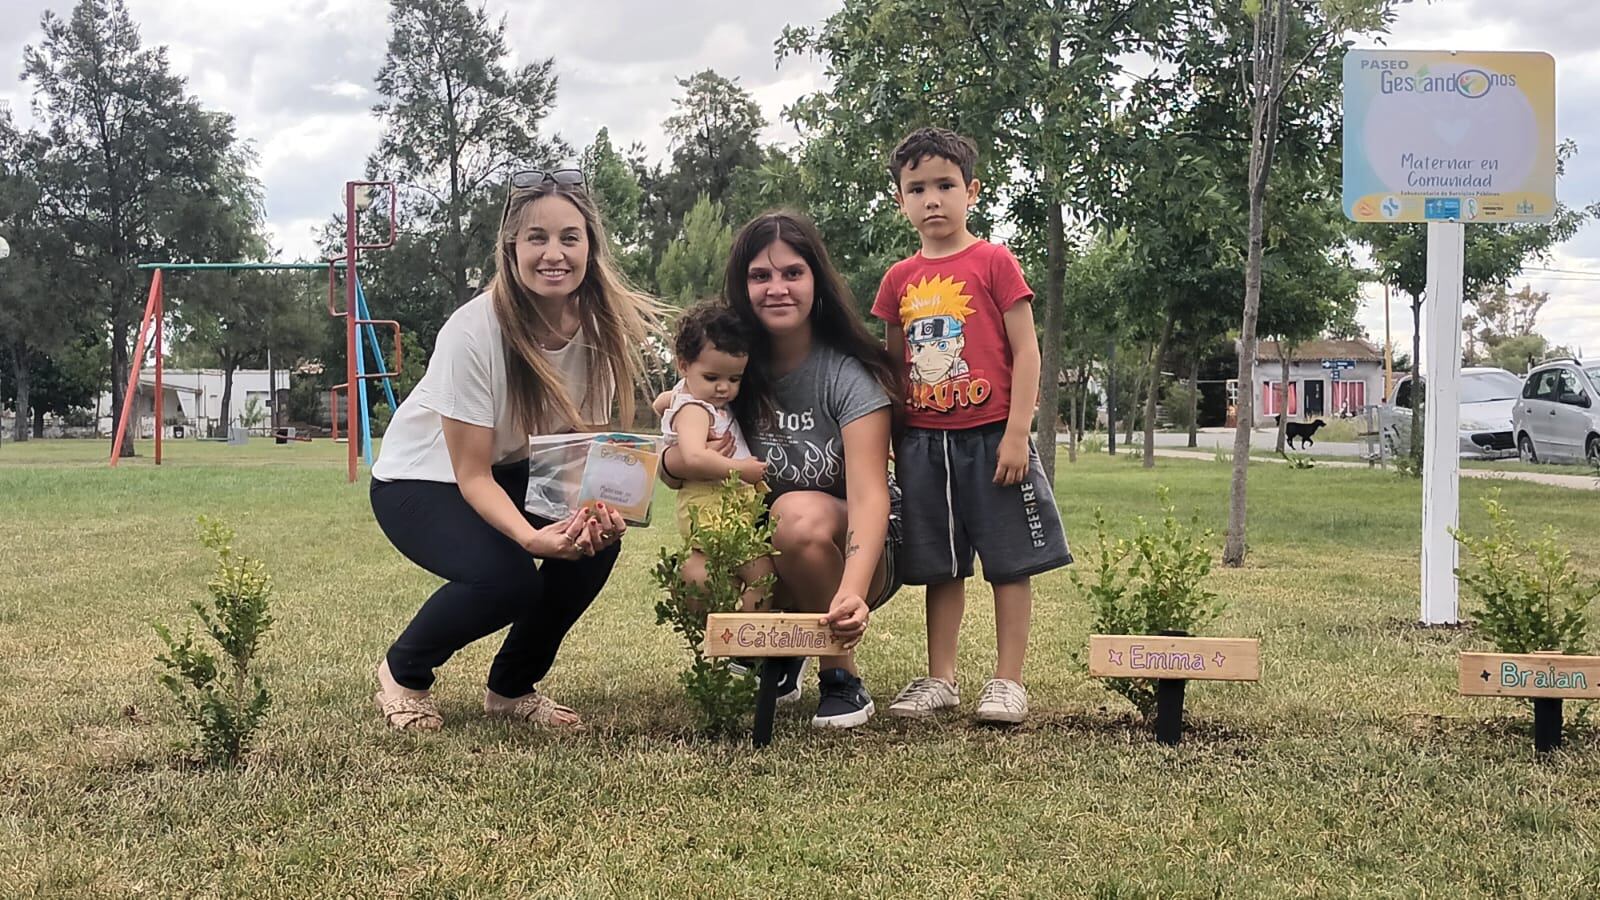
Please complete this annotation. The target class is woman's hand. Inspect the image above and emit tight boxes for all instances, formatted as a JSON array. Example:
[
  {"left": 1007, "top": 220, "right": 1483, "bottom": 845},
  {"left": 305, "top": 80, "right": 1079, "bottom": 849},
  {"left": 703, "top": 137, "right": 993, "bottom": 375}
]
[
  {"left": 708, "top": 430, "right": 737, "bottom": 457},
  {"left": 523, "top": 508, "right": 599, "bottom": 560},
  {"left": 590, "top": 502, "right": 628, "bottom": 552},
  {"left": 820, "top": 591, "right": 869, "bottom": 651}
]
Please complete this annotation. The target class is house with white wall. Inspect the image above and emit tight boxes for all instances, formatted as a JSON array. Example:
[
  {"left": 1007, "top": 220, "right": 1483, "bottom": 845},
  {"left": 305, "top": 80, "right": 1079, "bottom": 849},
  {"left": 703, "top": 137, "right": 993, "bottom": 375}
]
[
  {"left": 1230, "top": 339, "right": 1389, "bottom": 425},
  {"left": 95, "top": 369, "right": 290, "bottom": 437}
]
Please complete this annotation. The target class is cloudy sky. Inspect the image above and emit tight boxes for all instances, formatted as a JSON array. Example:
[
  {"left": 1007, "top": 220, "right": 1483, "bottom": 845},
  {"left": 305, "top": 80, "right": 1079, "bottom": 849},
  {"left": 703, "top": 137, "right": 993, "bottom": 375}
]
[{"left": 3, "top": 0, "right": 1598, "bottom": 359}]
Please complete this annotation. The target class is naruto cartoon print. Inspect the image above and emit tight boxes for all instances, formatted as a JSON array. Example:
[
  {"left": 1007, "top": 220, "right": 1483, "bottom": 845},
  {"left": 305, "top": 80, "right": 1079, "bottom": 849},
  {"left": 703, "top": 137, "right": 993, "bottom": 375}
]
[{"left": 898, "top": 275, "right": 992, "bottom": 415}]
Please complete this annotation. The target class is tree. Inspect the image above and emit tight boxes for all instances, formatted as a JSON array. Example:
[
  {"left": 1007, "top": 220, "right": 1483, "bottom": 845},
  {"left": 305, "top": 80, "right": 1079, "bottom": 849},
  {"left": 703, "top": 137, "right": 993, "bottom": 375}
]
[
  {"left": 0, "top": 341, "right": 102, "bottom": 438},
  {"left": 1223, "top": 0, "right": 1394, "bottom": 567},
  {"left": 780, "top": 0, "right": 1175, "bottom": 486},
  {"left": 1048, "top": 231, "right": 1136, "bottom": 461},
  {"left": 370, "top": 0, "right": 563, "bottom": 311},
  {"left": 661, "top": 70, "right": 766, "bottom": 217},
  {"left": 0, "top": 111, "right": 86, "bottom": 443},
  {"left": 1483, "top": 334, "right": 1551, "bottom": 375},
  {"left": 656, "top": 194, "right": 734, "bottom": 307},
  {"left": 581, "top": 128, "right": 651, "bottom": 286},
  {"left": 23, "top": 0, "right": 244, "bottom": 457}
]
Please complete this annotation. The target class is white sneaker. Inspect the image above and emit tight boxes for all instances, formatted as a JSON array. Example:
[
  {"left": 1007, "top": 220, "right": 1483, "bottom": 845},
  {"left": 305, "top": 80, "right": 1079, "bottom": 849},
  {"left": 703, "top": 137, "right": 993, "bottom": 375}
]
[
  {"left": 887, "top": 676, "right": 960, "bottom": 719},
  {"left": 974, "top": 678, "right": 1028, "bottom": 725}
]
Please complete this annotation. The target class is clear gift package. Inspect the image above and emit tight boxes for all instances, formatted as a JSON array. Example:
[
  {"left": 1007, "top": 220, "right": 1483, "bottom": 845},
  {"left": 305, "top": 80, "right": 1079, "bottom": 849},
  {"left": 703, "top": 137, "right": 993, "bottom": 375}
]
[{"left": 524, "top": 432, "right": 660, "bottom": 527}]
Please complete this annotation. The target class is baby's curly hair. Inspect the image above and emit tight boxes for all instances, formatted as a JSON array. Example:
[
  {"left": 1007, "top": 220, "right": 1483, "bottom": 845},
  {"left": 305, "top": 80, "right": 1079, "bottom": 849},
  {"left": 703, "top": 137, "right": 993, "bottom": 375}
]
[{"left": 674, "top": 298, "right": 753, "bottom": 363}]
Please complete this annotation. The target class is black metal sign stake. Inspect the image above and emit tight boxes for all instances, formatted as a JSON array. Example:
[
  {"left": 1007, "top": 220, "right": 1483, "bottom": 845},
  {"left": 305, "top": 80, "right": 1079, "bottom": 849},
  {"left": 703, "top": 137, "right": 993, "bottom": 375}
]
[
  {"left": 1154, "top": 677, "right": 1187, "bottom": 746},
  {"left": 1533, "top": 697, "right": 1563, "bottom": 754},
  {"left": 1153, "top": 629, "right": 1189, "bottom": 746},
  {"left": 752, "top": 660, "right": 782, "bottom": 749}
]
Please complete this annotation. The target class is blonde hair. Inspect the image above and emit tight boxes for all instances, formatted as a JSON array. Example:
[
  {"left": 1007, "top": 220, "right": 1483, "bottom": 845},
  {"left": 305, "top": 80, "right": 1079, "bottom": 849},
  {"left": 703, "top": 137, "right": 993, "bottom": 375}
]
[{"left": 492, "top": 182, "right": 661, "bottom": 434}]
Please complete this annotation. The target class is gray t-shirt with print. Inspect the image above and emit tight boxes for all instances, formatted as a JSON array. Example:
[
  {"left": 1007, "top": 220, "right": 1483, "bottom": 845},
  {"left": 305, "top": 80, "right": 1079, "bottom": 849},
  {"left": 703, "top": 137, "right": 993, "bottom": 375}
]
[{"left": 748, "top": 343, "right": 891, "bottom": 499}]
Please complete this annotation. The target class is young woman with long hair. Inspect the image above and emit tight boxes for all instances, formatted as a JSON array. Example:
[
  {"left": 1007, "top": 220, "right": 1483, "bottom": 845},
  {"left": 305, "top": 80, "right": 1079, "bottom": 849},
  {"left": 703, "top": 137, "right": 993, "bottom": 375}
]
[
  {"left": 661, "top": 210, "right": 904, "bottom": 729},
  {"left": 369, "top": 169, "right": 658, "bottom": 731}
]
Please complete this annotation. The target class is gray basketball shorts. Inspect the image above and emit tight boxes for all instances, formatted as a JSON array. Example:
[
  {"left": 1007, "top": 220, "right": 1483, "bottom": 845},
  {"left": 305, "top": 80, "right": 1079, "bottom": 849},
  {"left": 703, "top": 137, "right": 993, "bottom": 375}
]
[{"left": 895, "top": 423, "right": 1071, "bottom": 586}]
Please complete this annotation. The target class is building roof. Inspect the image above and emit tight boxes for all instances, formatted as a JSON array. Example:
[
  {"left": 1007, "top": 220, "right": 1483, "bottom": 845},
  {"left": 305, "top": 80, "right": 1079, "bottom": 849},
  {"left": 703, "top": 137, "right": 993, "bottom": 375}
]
[
  {"left": 136, "top": 376, "right": 200, "bottom": 394},
  {"left": 1257, "top": 338, "right": 1384, "bottom": 363}
]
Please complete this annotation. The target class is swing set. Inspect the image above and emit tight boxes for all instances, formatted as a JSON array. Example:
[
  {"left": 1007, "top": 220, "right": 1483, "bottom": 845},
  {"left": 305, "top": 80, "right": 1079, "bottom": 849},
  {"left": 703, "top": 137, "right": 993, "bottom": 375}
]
[{"left": 109, "top": 181, "right": 401, "bottom": 483}]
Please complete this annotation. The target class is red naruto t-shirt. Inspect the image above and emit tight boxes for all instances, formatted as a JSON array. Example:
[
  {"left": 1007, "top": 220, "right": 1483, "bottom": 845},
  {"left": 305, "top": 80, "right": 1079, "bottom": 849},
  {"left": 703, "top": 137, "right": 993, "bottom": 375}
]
[{"left": 872, "top": 240, "right": 1033, "bottom": 431}]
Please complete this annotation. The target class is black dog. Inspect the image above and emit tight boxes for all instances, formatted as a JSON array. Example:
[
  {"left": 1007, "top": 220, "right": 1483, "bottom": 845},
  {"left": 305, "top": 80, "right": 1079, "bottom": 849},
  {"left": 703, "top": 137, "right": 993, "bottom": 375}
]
[{"left": 1275, "top": 416, "right": 1326, "bottom": 449}]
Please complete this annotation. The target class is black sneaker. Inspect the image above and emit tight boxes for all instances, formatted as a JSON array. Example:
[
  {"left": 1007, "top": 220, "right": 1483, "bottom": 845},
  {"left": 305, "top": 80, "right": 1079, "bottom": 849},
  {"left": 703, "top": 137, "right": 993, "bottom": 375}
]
[{"left": 811, "top": 668, "right": 874, "bottom": 729}]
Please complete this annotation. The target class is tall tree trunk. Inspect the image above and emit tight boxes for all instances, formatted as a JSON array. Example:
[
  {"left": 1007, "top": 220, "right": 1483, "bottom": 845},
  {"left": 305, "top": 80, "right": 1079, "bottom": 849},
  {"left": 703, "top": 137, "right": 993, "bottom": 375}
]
[
  {"left": 1033, "top": 31, "right": 1065, "bottom": 489},
  {"left": 1077, "top": 372, "right": 1089, "bottom": 442},
  {"left": 219, "top": 355, "right": 237, "bottom": 436},
  {"left": 1225, "top": 0, "right": 1289, "bottom": 567},
  {"left": 1065, "top": 382, "right": 1078, "bottom": 463},
  {"left": 1124, "top": 384, "right": 1137, "bottom": 444},
  {"left": 1276, "top": 342, "right": 1291, "bottom": 453},
  {"left": 1143, "top": 311, "right": 1173, "bottom": 468},
  {"left": 1125, "top": 345, "right": 1150, "bottom": 447},
  {"left": 11, "top": 347, "right": 30, "bottom": 444},
  {"left": 1106, "top": 340, "right": 1117, "bottom": 455},
  {"left": 1187, "top": 342, "right": 1201, "bottom": 449},
  {"left": 32, "top": 406, "right": 45, "bottom": 439},
  {"left": 109, "top": 318, "right": 135, "bottom": 457}
]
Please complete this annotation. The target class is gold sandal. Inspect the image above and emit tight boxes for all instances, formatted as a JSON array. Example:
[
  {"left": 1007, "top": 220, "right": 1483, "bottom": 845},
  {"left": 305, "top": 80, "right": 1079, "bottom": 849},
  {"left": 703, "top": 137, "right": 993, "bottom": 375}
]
[
  {"left": 373, "top": 661, "right": 442, "bottom": 732},
  {"left": 486, "top": 690, "right": 584, "bottom": 729}
]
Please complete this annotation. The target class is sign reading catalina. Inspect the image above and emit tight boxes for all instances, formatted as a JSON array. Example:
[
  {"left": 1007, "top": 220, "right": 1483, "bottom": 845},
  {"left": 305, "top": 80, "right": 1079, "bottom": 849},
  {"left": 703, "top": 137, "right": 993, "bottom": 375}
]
[
  {"left": 702, "top": 613, "right": 849, "bottom": 658},
  {"left": 1343, "top": 50, "right": 1556, "bottom": 224}
]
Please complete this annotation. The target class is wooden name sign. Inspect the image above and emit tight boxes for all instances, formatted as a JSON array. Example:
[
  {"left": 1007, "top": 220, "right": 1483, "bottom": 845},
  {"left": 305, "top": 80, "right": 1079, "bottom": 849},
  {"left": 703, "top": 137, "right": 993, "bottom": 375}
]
[
  {"left": 1088, "top": 635, "right": 1260, "bottom": 681},
  {"left": 1459, "top": 652, "right": 1600, "bottom": 700},
  {"left": 703, "top": 613, "right": 848, "bottom": 658}
]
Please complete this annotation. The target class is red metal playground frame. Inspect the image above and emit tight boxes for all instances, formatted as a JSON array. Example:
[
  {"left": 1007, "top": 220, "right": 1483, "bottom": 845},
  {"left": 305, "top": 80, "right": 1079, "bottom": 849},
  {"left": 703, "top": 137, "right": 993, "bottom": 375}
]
[{"left": 110, "top": 181, "right": 399, "bottom": 483}]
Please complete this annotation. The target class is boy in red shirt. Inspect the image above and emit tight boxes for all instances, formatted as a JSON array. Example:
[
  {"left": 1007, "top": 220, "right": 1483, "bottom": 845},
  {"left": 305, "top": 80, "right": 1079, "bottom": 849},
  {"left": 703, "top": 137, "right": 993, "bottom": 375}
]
[{"left": 872, "top": 127, "right": 1071, "bottom": 724}]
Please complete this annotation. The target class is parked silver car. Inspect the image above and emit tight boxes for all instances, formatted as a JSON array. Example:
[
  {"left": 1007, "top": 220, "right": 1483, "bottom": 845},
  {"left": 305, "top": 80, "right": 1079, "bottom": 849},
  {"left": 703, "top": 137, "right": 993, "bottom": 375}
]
[
  {"left": 1385, "top": 367, "right": 1524, "bottom": 458},
  {"left": 1512, "top": 358, "right": 1600, "bottom": 466}
]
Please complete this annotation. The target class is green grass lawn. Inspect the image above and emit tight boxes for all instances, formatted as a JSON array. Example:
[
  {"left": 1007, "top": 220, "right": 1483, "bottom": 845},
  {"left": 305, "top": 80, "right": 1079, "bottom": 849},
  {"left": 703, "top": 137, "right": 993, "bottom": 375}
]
[{"left": 3, "top": 438, "right": 1599, "bottom": 896}]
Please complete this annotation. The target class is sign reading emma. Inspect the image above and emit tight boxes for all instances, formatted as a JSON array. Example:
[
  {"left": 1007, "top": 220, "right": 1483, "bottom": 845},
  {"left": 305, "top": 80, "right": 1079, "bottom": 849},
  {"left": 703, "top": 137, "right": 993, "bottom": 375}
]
[
  {"left": 703, "top": 613, "right": 848, "bottom": 658},
  {"left": 1088, "top": 635, "right": 1260, "bottom": 681},
  {"left": 1343, "top": 50, "right": 1555, "bottom": 224}
]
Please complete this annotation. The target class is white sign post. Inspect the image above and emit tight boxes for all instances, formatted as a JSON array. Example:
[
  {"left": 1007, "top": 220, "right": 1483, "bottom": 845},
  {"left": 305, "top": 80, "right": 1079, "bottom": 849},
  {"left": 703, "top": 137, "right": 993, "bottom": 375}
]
[
  {"left": 1343, "top": 50, "right": 1556, "bottom": 625},
  {"left": 1421, "top": 222, "right": 1464, "bottom": 624}
]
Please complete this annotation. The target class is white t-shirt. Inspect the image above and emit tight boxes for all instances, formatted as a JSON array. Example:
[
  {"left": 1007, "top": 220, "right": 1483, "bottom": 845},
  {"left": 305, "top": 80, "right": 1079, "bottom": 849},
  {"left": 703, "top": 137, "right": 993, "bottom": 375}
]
[
  {"left": 659, "top": 379, "right": 751, "bottom": 460},
  {"left": 372, "top": 292, "right": 609, "bottom": 483}
]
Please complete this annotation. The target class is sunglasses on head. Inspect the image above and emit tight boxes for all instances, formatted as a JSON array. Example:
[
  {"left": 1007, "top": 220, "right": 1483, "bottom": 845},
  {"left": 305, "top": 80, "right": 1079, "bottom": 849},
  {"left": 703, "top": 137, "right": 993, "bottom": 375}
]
[
  {"left": 510, "top": 168, "right": 585, "bottom": 189},
  {"left": 502, "top": 169, "right": 586, "bottom": 228}
]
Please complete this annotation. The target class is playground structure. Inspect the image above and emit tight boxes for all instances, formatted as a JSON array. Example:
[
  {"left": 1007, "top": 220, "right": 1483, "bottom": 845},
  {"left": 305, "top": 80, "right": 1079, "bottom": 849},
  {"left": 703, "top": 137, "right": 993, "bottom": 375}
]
[{"left": 110, "top": 181, "right": 400, "bottom": 483}]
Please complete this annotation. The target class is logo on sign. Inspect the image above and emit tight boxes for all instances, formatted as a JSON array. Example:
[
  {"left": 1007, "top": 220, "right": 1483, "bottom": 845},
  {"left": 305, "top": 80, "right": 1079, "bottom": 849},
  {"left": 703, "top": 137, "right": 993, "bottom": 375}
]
[
  {"left": 1379, "top": 66, "right": 1513, "bottom": 99},
  {"left": 1380, "top": 196, "right": 1401, "bottom": 220},
  {"left": 1424, "top": 198, "right": 1462, "bottom": 220}
]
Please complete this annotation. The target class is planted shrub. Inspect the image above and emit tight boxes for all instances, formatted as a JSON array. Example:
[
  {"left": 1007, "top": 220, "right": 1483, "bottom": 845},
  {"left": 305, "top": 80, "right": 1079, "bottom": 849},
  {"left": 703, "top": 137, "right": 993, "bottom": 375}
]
[
  {"left": 1284, "top": 452, "right": 1315, "bottom": 470},
  {"left": 653, "top": 474, "right": 776, "bottom": 737},
  {"left": 1454, "top": 491, "right": 1596, "bottom": 655},
  {"left": 153, "top": 517, "right": 274, "bottom": 767},
  {"left": 1072, "top": 487, "right": 1223, "bottom": 719}
]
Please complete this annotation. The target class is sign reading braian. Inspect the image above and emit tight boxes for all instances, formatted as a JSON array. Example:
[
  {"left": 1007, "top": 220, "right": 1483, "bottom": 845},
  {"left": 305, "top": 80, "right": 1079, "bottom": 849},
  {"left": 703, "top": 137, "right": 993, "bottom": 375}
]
[{"left": 1343, "top": 50, "right": 1555, "bottom": 224}]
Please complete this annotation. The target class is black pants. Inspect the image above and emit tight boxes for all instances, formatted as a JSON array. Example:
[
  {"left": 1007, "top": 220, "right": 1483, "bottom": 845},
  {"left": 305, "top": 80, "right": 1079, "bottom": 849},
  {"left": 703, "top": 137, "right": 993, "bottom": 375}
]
[{"left": 371, "top": 463, "right": 619, "bottom": 697}]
